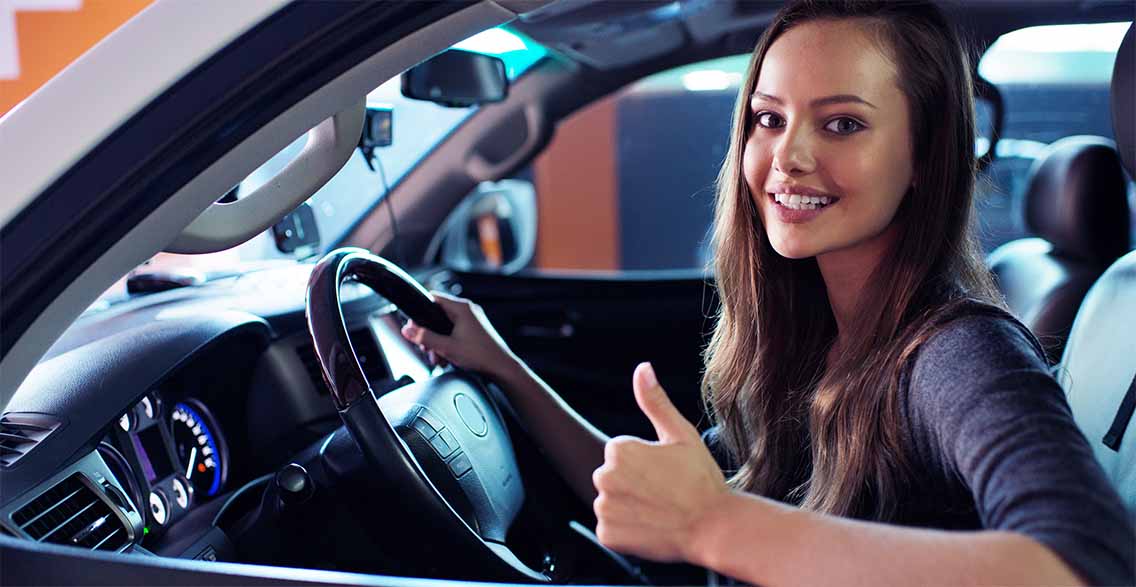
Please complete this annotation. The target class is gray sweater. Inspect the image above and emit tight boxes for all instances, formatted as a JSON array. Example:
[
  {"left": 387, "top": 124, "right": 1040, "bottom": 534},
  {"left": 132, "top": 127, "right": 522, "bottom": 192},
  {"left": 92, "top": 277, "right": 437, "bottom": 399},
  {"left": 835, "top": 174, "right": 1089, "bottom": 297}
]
[{"left": 705, "top": 312, "right": 1135, "bottom": 585}]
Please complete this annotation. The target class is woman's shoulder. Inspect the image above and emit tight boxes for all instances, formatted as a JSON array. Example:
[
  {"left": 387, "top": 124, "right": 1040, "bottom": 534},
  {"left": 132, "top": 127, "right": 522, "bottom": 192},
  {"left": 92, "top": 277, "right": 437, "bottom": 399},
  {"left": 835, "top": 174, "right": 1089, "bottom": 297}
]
[
  {"left": 900, "top": 297, "right": 1062, "bottom": 435},
  {"left": 907, "top": 298, "right": 1050, "bottom": 388}
]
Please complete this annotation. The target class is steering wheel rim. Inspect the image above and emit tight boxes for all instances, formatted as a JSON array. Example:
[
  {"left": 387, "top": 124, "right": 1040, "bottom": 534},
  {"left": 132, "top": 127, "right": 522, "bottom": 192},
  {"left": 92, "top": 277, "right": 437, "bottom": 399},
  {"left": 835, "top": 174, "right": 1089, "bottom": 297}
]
[
  {"left": 307, "top": 248, "right": 451, "bottom": 410},
  {"left": 305, "top": 247, "right": 546, "bottom": 582}
]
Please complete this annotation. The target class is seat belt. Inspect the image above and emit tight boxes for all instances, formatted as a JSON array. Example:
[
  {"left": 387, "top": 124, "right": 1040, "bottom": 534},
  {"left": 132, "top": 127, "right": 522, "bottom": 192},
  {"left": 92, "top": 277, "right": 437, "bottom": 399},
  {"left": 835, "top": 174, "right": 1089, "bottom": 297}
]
[{"left": 1102, "top": 372, "right": 1136, "bottom": 451}]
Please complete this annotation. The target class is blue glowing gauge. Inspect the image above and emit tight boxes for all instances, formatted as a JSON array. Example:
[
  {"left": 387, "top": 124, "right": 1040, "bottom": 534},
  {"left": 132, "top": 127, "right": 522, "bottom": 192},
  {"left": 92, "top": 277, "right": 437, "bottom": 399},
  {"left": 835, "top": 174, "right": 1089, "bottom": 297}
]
[{"left": 170, "top": 401, "right": 227, "bottom": 497}]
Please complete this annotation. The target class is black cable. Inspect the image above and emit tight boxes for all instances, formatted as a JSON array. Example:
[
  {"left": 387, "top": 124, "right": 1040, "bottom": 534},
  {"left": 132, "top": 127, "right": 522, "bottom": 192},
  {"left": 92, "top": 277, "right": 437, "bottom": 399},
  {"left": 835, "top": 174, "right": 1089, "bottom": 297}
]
[{"left": 371, "top": 151, "right": 404, "bottom": 267}]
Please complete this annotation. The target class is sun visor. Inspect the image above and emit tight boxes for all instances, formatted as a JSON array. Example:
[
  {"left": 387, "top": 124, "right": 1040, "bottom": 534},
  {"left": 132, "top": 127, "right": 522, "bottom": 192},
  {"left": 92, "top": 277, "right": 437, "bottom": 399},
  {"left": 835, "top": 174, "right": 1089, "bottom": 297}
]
[{"left": 164, "top": 101, "right": 364, "bottom": 253}]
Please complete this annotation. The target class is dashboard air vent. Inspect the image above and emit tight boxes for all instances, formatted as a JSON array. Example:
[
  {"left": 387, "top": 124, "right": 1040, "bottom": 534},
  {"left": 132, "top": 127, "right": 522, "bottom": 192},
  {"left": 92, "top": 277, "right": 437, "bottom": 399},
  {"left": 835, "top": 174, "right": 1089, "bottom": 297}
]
[
  {"left": 0, "top": 413, "right": 62, "bottom": 468},
  {"left": 297, "top": 329, "right": 388, "bottom": 396},
  {"left": 10, "top": 473, "right": 130, "bottom": 551},
  {"left": 296, "top": 343, "right": 330, "bottom": 395}
]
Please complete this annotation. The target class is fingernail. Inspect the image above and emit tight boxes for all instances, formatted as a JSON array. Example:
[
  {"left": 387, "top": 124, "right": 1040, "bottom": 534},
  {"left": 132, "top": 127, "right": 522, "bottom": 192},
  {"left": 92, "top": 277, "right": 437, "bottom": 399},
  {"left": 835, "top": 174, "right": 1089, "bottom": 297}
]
[{"left": 638, "top": 362, "right": 657, "bottom": 389}]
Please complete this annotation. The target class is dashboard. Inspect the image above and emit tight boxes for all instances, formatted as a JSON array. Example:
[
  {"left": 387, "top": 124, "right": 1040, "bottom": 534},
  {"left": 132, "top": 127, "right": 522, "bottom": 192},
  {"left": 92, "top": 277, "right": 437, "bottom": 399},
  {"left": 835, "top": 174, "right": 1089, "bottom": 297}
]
[{"left": 0, "top": 262, "right": 441, "bottom": 558}]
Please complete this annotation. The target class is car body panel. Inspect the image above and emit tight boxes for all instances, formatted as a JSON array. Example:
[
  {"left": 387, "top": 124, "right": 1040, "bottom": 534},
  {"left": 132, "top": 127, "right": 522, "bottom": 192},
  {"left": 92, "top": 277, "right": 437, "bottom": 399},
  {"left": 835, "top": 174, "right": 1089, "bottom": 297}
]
[{"left": 0, "top": 0, "right": 287, "bottom": 228}]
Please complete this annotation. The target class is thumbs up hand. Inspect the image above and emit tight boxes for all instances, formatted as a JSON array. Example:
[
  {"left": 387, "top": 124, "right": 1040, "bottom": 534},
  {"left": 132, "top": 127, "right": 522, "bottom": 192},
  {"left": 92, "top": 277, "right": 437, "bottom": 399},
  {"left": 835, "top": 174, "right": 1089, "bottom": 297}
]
[{"left": 592, "top": 362, "right": 729, "bottom": 563}]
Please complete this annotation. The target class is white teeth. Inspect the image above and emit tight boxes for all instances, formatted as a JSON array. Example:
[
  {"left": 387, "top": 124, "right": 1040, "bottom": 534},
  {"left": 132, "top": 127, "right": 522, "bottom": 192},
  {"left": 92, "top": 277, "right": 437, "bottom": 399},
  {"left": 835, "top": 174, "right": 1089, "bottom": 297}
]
[{"left": 770, "top": 192, "right": 835, "bottom": 211}]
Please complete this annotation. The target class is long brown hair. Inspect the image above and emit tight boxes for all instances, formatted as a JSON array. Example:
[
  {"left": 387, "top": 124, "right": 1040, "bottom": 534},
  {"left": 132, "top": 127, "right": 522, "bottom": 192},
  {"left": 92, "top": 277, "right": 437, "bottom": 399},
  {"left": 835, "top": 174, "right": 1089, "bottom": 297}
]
[{"left": 702, "top": 0, "right": 1002, "bottom": 519}]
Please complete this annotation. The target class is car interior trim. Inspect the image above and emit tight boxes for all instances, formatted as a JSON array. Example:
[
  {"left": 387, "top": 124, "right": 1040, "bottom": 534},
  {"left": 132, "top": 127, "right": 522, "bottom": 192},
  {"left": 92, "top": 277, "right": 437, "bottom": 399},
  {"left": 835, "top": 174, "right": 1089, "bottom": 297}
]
[
  {"left": 0, "top": 0, "right": 505, "bottom": 407},
  {"left": 2, "top": 313, "right": 270, "bottom": 497},
  {"left": 166, "top": 101, "right": 366, "bottom": 254}
]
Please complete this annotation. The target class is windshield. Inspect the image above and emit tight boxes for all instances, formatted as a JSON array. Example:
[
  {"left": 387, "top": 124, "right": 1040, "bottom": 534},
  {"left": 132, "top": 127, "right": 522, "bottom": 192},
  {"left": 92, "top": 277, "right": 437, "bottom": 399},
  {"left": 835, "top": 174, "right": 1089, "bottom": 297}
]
[{"left": 93, "top": 26, "right": 546, "bottom": 306}]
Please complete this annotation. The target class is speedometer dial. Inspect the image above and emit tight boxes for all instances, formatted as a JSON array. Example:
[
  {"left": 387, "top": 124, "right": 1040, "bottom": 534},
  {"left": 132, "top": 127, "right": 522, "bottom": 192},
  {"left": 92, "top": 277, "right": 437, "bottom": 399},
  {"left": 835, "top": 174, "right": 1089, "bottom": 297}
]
[{"left": 170, "top": 401, "right": 227, "bottom": 497}]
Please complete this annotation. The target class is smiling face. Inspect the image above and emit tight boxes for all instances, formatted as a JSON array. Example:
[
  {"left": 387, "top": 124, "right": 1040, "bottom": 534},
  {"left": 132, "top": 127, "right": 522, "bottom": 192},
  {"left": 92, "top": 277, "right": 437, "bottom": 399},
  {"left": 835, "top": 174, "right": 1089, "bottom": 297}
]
[{"left": 743, "top": 18, "right": 915, "bottom": 260}]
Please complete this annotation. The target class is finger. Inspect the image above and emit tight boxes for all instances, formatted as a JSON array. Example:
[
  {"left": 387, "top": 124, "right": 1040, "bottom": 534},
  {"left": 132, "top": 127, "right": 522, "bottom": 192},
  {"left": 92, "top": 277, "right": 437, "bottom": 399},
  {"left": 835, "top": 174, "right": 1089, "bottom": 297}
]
[
  {"left": 592, "top": 493, "right": 629, "bottom": 523},
  {"left": 633, "top": 362, "right": 698, "bottom": 444},
  {"left": 430, "top": 290, "right": 465, "bottom": 303},
  {"left": 594, "top": 521, "right": 636, "bottom": 554},
  {"left": 402, "top": 321, "right": 452, "bottom": 355},
  {"left": 400, "top": 320, "right": 419, "bottom": 342},
  {"left": 592, "top": 464, "right": 620, "bottom": 494},
  {"left": 429, "top": 291, "right": 472, "bottom": 319}
]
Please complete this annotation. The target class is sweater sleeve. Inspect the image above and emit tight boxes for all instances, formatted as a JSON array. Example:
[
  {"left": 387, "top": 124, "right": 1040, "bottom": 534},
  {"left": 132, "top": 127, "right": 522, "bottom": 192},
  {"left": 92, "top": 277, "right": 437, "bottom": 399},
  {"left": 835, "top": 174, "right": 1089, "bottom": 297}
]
[{"left": 906, "top": 314, "right": 1135, "bottom": 586}]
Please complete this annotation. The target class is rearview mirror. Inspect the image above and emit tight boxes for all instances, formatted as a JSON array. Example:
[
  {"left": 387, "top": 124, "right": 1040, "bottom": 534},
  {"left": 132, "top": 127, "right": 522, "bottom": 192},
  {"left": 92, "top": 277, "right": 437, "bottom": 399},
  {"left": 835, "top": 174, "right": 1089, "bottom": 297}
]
[{"left": 401, "top": 50, "right": 507, "bottom": 108}]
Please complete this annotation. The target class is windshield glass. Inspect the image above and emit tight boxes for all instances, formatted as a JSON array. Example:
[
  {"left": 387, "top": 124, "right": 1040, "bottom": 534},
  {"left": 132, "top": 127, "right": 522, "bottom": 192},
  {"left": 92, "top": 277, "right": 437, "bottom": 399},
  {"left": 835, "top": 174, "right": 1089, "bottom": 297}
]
[{"left": 93, "top": 26, "right": 546, "bottom": 306}]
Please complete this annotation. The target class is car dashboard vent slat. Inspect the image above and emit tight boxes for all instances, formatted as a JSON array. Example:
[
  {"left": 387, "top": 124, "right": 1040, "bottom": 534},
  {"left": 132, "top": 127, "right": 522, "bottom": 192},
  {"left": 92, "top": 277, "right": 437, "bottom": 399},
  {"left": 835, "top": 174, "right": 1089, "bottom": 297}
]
[
  {"left": 297, "top": 329, "right": 386, "bottom": 395},
  {"left": 10, "top": 473, "right": 130, "bottom": 551},
  {"left": 296, "top": 343, "right": 330, "bottom": 395},
  {"left": 0, "top": 413, "right": 62, "bottom": 468}
]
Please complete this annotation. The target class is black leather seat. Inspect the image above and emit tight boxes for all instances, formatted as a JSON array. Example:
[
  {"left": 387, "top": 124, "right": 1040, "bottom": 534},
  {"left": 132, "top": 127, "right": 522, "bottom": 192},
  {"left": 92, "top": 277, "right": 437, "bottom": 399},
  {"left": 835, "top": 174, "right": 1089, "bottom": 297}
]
[
  {"left": 987, "top": 135, "right": 1131, "bottom": 364},
  {"left": 1061, "top": 24, "right": 1136, "bottom": 523}
]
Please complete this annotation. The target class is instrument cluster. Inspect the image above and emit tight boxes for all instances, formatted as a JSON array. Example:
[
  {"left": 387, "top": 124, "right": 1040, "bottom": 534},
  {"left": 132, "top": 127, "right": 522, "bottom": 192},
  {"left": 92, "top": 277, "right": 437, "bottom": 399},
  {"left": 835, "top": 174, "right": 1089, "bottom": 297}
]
[{"left": 107, "top": 393, "right": 229, "bottom": 534}]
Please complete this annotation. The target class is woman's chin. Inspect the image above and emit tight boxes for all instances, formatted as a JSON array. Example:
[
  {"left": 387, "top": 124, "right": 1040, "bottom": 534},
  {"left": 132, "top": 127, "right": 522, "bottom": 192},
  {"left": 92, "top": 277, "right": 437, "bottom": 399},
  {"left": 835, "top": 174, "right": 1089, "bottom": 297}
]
[{"left": 768, "top": 237, "right": 821, "bottom": 260}]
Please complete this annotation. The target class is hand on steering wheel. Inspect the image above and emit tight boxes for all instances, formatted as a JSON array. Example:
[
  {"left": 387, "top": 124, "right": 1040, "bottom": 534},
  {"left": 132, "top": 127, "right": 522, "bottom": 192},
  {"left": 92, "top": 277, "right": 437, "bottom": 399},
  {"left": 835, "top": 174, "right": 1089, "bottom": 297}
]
[
  {"left": 305, "top": 248, "right": 544, "bottom": 582},
  {"left": 400, "top": 292, "right": 517, "bottom": 378}
]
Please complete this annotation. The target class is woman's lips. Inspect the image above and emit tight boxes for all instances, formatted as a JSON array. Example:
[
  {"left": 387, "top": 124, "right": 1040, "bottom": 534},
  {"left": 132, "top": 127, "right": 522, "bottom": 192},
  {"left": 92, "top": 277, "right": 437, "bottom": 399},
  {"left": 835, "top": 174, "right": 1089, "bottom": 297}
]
[{"left": 766, "top": 191, "right": 839, "bottom": 224}]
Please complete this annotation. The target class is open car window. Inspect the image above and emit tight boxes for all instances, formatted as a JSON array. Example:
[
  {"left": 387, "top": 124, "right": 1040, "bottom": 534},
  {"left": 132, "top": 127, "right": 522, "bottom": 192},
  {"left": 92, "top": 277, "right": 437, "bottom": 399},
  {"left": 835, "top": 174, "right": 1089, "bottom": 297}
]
[{"left": 91, "top": 25, "right": 547, "bottom": 307}]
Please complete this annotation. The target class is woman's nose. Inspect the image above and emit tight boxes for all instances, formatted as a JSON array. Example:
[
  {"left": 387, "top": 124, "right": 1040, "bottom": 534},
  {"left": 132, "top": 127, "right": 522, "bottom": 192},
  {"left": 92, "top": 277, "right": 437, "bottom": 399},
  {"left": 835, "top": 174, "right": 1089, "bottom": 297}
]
[{"left": 771, "top": 126, "right": 816, "bottom": 175}]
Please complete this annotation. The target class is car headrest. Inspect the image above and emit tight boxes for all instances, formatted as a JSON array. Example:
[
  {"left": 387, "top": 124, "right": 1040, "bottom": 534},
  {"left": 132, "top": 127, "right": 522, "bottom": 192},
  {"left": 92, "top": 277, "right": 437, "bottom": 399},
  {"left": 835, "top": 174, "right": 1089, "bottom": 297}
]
[
  {"left": 1023, "top": 136, "right": 1131, "bottom": 263},
  {"left": 1112, "top": 24, "right": 1134, "bottom": 176}
]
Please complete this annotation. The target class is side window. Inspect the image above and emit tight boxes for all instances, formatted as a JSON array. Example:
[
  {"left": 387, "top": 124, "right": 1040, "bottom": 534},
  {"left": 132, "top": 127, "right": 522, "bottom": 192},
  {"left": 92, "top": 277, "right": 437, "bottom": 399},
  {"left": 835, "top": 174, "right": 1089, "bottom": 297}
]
[
  {"left": 975, "top": 21, "right": 1133, "bottom": 253},
  {"left": 528, "top": 55, "right": 749, "bottom": 272}
]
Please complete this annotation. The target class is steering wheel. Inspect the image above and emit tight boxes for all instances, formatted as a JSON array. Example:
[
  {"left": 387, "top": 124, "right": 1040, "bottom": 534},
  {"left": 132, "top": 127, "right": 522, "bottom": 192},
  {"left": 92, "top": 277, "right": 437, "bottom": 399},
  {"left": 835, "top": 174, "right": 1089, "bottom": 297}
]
[{"left": 305, "top": 247, "right": 546, "bottom": 582}]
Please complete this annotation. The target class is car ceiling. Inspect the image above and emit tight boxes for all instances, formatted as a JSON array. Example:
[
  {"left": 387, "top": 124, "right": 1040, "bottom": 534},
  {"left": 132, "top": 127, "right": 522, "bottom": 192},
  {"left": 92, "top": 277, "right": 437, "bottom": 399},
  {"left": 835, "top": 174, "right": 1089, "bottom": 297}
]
[{"left": 509, "top": 0, "right": 1135, "bottom": 71}]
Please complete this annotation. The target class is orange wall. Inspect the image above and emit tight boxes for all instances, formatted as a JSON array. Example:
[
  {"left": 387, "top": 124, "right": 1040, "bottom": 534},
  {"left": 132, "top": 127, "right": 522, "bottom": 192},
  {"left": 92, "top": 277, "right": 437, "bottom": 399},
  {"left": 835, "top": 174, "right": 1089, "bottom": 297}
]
[
  {"left": 1, "top": 0, "right": 152, "bottom": 115},
  {"left": 533, "top": 95, "right": 620, "bottom": 270}
]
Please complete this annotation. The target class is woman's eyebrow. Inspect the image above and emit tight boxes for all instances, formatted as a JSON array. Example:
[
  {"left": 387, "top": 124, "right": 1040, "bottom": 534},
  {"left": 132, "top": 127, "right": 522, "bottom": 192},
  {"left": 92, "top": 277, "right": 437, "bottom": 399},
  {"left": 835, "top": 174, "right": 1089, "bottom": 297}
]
[{"left": 752, "top": 92, "right": 877, "bottom": 109}]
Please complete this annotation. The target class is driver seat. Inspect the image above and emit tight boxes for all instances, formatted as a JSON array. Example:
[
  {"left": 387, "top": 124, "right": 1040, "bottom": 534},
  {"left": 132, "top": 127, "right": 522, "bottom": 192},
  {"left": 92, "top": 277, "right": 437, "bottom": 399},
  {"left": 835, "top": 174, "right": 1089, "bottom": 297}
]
[{"left": 1059, "top": 24, "right": 1136, "bottom": 523}]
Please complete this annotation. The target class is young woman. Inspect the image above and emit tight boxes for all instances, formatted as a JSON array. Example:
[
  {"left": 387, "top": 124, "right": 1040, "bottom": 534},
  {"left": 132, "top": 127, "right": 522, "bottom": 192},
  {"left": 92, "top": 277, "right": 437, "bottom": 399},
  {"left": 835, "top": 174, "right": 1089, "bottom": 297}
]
[{"left": 402, "top": 1, "right": 1135, "bottom": 584}]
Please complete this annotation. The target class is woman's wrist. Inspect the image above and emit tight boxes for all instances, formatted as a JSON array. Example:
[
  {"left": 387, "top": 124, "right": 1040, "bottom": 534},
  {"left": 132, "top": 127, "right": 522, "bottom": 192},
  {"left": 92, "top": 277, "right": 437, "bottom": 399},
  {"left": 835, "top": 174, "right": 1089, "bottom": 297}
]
[
  {"left": 686, "top": 490, "right": 810, "bottom": 585},
  {"left": 489, "top": 350, "right": 528, "bottom": 387},
  {"left": 686, "top": 488, "right": 743, "bottom": 570}
]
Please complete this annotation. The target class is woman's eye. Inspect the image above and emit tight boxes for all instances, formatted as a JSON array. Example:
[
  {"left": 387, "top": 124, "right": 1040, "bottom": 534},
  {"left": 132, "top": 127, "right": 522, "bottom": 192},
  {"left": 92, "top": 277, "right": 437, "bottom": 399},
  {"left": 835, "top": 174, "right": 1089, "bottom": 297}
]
[
  {"left": 755, "top": 112, "right": 785, "bottom": 129},
  {"left": 824, "top": 117, "right": 864, "bottom": 135}
]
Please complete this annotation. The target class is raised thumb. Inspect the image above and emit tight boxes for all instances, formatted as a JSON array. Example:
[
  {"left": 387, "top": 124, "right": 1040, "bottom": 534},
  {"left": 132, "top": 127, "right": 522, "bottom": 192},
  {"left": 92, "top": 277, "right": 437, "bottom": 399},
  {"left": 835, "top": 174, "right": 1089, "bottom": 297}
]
[{"left": 633, "top": 362, "right": 695, "bottom": 443}]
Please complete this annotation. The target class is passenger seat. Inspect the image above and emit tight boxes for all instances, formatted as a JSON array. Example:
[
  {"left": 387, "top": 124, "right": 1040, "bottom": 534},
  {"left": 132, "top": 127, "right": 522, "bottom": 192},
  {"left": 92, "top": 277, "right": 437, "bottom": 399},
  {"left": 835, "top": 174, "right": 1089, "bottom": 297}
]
[
  {"left": 1061, "top": 23, "right": 1136, "bottom": 521},
  {"left": 986, "top": 135, "right": 1131, "bottom": 363}
]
